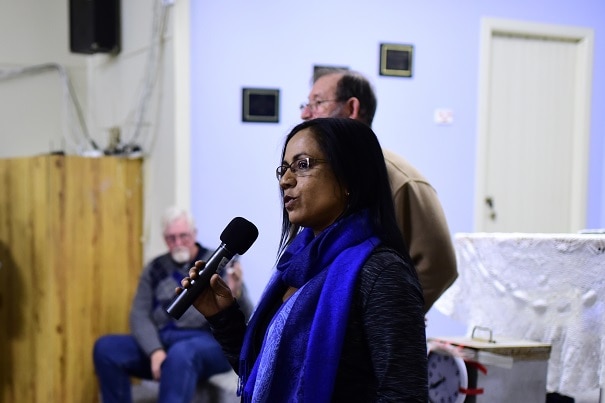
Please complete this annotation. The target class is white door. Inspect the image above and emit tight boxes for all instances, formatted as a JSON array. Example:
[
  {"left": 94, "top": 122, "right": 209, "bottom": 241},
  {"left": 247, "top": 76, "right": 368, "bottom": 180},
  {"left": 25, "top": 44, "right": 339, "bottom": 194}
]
[{"left": 475, "top": 18, "right": 594, "bottom": 233}]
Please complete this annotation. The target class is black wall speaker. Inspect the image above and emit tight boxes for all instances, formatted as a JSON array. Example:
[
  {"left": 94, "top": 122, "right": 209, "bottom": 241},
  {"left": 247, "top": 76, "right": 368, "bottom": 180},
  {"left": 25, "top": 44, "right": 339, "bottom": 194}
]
[{"left": 69, "top": 0, "right": 121, "bottom": 54}]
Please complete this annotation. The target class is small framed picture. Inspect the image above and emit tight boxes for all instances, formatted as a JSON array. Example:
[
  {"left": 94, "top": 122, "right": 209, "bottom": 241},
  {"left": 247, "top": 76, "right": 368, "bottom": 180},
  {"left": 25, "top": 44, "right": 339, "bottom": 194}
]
[
  {"left": 379, "top": 43, "right": 414, "bottom": 77},
  {"left": 242, "top": 88, "right": 280, "bottom": 123}
]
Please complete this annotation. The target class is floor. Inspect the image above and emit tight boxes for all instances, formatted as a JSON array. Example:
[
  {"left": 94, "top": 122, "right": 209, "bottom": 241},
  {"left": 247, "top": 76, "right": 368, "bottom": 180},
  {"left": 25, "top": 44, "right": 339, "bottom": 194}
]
[
  {"left": 131, "top": 370, "right": 240, "bottom": 403},
  {"left": 573, "top": 389, "right": 602, "bottom": 403},
  {"left": 129, "top": 376, "right": 603, "bottom": 402},
  {"left": 130, "top": 385, "right": 602, "bottom": 403}
]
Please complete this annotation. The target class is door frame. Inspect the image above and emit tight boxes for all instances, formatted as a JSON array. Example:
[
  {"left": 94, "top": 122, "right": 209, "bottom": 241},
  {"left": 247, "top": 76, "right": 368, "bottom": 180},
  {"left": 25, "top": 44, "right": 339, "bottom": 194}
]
[{"left": 474, "top": 17, "right": 594, "bottom": 232}]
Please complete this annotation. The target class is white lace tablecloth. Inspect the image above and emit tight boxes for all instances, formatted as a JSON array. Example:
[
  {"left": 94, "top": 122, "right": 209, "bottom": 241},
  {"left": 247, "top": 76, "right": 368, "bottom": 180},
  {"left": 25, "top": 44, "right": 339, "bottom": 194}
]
[{"left": 435, "top": 232, "right": 605, "bottom": 396}]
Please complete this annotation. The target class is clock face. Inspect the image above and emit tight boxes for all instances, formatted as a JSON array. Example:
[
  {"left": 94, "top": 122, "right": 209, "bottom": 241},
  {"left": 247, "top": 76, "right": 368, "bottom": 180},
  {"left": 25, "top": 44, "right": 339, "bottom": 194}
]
[{"left": 427, "top": 350, "right": 467, "bottom": 403}]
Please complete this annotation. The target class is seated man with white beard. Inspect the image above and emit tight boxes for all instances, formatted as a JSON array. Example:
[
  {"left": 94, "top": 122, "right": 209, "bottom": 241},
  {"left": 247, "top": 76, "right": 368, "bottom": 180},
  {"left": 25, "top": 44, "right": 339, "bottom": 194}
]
[{"left": 93, "top": 206, "right": 253, "bottom": 403}]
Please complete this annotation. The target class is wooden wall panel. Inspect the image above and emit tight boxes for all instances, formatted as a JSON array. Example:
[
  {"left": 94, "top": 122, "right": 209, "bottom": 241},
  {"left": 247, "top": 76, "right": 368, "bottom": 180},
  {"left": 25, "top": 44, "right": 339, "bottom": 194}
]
[{"left": 0, "top": 155, "right": 143, "bottom": 402}]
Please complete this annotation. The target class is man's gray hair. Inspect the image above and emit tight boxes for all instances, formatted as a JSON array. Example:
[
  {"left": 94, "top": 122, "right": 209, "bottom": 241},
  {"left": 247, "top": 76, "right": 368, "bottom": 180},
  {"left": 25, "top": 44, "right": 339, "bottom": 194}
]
[{"left": 161, "top": 206, "right": 196, "bottom": 233}]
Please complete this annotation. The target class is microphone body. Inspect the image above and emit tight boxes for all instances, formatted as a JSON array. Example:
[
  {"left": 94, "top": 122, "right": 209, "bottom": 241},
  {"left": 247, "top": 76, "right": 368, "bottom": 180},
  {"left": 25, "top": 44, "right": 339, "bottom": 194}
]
[
  {"left": 166, "top": 217, "right": 258, "bottom": 320},
  {"left": 166, "top": 243, "right": 235, "bottom": 319}
]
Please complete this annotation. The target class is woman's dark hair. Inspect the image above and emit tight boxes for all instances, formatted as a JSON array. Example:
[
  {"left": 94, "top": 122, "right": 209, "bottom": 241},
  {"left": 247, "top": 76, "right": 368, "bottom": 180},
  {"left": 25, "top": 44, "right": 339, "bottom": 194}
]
[{"left": 277, "top": 117, "right": 405, "bottom": 257}]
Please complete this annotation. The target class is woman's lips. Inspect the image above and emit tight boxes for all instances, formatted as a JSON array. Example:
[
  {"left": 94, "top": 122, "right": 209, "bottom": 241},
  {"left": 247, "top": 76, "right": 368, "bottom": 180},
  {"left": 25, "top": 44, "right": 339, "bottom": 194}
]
[{"left": 284, "top": 195, "right": 296, "bottom": 210}]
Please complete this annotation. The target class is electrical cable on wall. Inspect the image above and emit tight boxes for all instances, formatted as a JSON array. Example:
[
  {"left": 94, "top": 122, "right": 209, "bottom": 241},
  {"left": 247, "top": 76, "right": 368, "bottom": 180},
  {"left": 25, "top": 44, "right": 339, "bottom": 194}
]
[
  {"left": 1, "top": 0, "right": 172, "bottom": 157},
  {"left": 121, "top": 0, "right": 171, "bottom": 154},
  {"left": 0, "top": 63, "right": 99, "bottom": 154}
]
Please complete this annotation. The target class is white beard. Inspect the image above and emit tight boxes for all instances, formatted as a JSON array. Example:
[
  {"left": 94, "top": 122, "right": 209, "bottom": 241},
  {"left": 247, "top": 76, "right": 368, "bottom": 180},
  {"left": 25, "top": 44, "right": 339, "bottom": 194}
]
[{"left": 171, "top": 247, "right": 191, "bottom": 264}]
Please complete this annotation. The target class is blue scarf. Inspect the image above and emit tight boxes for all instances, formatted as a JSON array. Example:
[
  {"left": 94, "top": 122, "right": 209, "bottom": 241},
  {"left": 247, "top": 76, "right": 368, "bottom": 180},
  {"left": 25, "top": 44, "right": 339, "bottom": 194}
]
[{"left": 239, "top": 210, "right": 380, "bottom": 402}]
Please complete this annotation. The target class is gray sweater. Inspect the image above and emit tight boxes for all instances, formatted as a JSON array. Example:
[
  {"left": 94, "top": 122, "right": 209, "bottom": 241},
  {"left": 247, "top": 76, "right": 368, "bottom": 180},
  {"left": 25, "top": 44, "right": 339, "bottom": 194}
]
[{"left": 129, "top": 243, "right": 254, "bottom": 356}]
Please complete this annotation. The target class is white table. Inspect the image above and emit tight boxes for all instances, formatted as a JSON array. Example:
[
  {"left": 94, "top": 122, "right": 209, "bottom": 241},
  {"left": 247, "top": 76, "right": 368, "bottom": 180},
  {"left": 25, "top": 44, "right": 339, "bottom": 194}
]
[{"left": 435, "top": 232, "right": 605, "bottom": 398}]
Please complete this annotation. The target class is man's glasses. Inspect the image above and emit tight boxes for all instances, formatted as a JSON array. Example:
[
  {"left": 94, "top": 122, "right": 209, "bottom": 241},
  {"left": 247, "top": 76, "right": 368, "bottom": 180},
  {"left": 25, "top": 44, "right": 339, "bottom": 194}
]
[
  {"left": 276, "top": 157, "right": 327, "bottom": 180},
  {"left": 299, "top": 99, "right": 339, "bottom": 111},
  {"left": 164, "top": 232, "right": 193, "bottom": 243}
]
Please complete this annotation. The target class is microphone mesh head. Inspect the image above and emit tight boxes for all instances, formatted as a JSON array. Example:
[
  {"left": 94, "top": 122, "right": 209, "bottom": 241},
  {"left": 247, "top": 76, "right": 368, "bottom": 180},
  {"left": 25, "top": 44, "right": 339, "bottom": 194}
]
[{"left": 220, "top": 217, "right": 259, "bottom": 255}]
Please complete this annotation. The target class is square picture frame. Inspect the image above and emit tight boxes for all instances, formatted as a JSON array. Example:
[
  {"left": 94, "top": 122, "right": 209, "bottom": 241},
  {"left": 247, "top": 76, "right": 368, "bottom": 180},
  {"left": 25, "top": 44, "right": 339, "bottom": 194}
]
[
  {"left": 379, "top": 43, "right": 414, "bottom": 77},
  {"left": 242, "top": 88, "right": 280, "bottom": 123}
]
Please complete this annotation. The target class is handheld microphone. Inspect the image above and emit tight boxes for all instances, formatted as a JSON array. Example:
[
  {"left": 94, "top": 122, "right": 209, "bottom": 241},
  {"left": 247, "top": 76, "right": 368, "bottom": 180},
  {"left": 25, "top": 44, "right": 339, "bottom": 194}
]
[{"left": 166, "top": 217, "right": 259, "bottom": 319}]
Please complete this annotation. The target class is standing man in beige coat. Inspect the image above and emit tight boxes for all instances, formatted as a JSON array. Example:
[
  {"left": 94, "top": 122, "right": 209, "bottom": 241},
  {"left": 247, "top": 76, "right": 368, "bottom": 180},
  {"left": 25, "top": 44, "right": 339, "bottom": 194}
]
[{"left": 300, "top": 68, "right": 457, "bottom": 312}]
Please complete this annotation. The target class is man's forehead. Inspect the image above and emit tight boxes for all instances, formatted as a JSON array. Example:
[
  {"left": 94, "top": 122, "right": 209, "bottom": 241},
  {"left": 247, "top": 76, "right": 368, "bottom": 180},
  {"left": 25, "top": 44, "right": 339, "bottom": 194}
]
[
  {"left": 310, "top": 74, "right": 340, "bottom": 98},
  {"left": 165, "top": 217, "right": 193, "bottom": 233}
]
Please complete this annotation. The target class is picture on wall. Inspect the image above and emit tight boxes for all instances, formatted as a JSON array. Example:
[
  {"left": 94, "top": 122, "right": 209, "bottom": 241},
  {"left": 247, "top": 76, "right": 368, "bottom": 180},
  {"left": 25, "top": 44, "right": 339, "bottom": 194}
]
[
  {"left": 242, "top": 88, "right": 280, "bottom": 123},
  {"left": 379, "top": 43, "right": 414, "bottom": 77}
]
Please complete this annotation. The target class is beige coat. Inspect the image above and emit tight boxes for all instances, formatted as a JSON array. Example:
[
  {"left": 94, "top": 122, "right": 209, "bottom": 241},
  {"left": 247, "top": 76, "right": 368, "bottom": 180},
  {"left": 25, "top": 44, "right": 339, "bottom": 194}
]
[{"left": 383, "top": 149, "right": 458, "bottom": 312}]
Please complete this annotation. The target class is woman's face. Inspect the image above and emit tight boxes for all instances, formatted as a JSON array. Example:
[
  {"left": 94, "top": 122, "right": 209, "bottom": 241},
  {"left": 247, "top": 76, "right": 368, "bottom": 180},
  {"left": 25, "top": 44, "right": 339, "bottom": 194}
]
[{"left": 279, "top": 128, "right": 348, "bottom": 235}]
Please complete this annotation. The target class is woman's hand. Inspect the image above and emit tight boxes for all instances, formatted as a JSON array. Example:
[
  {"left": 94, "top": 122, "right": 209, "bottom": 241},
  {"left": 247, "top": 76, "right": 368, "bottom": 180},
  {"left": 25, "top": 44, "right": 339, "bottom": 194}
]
[{"left": 177, "top": 260, "right": 235, "bottom": 317}]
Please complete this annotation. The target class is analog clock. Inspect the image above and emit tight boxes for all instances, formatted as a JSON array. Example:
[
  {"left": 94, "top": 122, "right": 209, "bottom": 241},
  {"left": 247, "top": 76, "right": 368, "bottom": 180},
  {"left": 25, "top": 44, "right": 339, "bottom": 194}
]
[{"left": 427, "top": 348, "right": 468, "bottom": 403}]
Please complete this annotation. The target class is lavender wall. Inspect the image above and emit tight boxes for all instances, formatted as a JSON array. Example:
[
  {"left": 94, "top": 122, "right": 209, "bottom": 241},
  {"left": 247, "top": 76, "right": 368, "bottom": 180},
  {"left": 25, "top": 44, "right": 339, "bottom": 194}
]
[{"left": 189, "top": 0, "right": 605, "bottom": 336}]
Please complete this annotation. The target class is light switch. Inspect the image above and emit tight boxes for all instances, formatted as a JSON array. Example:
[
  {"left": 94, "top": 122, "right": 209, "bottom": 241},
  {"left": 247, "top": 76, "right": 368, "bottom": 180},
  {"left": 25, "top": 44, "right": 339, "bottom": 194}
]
[{"left": 434, "top": 109, "right": 454, "bottom": 125}]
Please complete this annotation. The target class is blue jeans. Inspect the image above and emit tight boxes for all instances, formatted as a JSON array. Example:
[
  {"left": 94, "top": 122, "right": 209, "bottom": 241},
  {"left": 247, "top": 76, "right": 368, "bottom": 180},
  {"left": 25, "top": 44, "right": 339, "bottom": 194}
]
[{"left": 93, "top": 328, "right": 232, "bottom": 403}]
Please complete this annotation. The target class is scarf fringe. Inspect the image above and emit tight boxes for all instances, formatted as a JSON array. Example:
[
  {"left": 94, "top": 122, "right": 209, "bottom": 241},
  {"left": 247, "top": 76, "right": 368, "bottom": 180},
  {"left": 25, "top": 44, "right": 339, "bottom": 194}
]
[{"left": 237, "top": 361, "right": 247, "bottom": 399}]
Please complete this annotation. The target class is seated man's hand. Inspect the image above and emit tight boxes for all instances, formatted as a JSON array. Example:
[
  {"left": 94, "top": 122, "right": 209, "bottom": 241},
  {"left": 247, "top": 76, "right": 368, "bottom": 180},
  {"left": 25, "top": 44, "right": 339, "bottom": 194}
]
[
  {"left": 226, "top": 260, "right": 243, "bottom": 298},
  {"left": 150, "top": 349, "right": 166, "bottom": 381}
]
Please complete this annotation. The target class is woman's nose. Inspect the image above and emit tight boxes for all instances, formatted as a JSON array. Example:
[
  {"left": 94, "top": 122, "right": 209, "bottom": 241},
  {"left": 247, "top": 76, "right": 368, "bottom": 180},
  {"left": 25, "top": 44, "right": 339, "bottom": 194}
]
[{"left": 279, "top": 170, "right": 295, "bottom": 189}]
